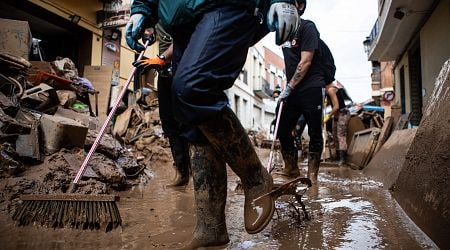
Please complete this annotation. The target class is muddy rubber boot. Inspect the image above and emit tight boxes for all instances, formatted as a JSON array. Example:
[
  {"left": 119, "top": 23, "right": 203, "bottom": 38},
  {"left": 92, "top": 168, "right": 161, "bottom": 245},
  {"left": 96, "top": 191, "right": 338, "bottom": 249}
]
[
  {"left": 198, "top": 107, "right": 274, "bottom": 234},
  {"left": 307, "top": 152, "right": 321, "bottom": 184},
  {"left": 280, "top": 148, "right": 300, "bottom": 178},
  {"left": 180, "top": 144, "right": 229, "bottom": 249},
  {"left": 166, "top": 135, "right": 190, "bottom": 187}
]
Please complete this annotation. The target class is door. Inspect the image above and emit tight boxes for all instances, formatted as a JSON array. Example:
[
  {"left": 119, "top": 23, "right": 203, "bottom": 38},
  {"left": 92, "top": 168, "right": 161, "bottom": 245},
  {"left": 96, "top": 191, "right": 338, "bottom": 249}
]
[{"left": 408, "top": 41, "right": 423, "bottom": 126}]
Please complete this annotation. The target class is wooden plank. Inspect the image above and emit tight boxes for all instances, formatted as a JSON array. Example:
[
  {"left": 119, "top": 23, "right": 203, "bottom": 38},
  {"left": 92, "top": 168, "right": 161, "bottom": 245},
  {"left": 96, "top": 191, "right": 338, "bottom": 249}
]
[
  {"left": 374, "top": 116, "right": 394, "bottom": 154},
  {"left": 393, "top": 112, "right": 411, "bottom": 131},
  {"left": 83, "top": 65, "right": 113, "bottom": 125}
]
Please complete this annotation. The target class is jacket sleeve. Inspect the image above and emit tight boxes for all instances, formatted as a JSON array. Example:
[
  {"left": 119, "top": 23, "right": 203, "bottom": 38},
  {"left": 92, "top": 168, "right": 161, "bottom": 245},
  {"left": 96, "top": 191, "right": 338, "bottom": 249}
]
[{"left": 131, "top": 0, "right": 159, "bottom": 25}]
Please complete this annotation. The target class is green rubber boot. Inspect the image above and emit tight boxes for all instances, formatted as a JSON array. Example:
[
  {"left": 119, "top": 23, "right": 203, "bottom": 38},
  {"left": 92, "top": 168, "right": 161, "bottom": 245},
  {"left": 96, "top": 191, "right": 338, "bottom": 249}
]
[
  {"left": 166, "top": 135, "right": 190, "bottom": 187},
  {"left": 198, "top": 107, "right": 275, "bottom": 234},
  {"left": 180, "top": 144, "right": 229, "bottom": 249},
  {"left": 307, "top": 152, "right": 321, "bottom": 184}
]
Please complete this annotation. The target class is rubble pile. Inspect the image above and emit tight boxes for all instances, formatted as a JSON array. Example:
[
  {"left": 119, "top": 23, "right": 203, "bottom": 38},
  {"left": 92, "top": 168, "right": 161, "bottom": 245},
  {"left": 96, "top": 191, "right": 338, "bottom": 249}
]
[
  {"left": 112, "top": 91, "right": 172, "bottom": 170},
  {"left": 0, "top": 53, "right": 171, "bottom": 212}
]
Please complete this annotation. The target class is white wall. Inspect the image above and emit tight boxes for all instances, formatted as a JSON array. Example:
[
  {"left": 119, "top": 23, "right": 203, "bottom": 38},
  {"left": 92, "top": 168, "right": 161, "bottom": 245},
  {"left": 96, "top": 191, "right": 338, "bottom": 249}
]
[{"left": 420, "top": 0, "right": 450, "bottom": 107}]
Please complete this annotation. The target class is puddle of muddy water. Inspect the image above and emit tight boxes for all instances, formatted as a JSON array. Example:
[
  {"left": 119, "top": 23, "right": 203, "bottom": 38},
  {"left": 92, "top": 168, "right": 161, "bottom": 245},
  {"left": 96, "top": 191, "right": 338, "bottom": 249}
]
[{"left": 0, "top": 152, "right": 439, "bottom": 249}]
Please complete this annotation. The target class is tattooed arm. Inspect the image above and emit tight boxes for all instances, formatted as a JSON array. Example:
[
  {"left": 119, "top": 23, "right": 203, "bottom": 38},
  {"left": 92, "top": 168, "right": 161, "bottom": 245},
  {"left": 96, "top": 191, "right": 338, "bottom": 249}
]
[{"left": 288, "top": 50, "right": 314, "bottom": 88}]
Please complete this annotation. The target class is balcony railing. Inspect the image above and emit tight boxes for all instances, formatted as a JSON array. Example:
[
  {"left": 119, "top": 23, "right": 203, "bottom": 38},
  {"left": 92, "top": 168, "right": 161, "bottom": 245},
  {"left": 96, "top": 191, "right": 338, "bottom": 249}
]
[
  {"left": 369, "top": 18, "right": 379, "bottom": 44},
  {"left": 254, "top": 80, "right": 273, "bottom": 99},
  {"left": 371, "top": 73, "right": 381, "bottom": 82},
  {"left": 364, "top": 18, "right": 379, "bottom": 55}
]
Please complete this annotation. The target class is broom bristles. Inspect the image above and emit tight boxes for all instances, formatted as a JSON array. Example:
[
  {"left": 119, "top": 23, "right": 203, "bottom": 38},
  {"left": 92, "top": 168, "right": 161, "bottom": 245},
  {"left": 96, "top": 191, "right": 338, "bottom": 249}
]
[{"left": 13, "top": 194, "right": 121, "bottom": 232}]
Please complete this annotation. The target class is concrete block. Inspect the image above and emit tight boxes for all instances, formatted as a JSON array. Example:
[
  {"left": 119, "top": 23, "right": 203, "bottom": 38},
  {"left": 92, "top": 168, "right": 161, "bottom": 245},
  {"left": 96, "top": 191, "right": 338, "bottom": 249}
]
[{"left": 40, "top": 113, "right": 88, "bottom": 155}]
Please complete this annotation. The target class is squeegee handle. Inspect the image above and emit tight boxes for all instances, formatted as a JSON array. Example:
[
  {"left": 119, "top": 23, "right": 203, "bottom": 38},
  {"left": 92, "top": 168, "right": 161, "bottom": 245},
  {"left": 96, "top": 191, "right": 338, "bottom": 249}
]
[
  {"left": 267, "top": 101, "right": 284, "bottom": 173},
  {"left": 73, "top": 38, "right": 154, "bottom": 186}
]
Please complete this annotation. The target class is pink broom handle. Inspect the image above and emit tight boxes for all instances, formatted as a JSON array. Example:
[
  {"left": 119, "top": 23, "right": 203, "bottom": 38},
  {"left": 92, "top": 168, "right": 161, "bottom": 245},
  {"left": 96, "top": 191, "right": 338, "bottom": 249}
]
[{"left": 73, "top": 38, "right": 154, "bottom": 187}]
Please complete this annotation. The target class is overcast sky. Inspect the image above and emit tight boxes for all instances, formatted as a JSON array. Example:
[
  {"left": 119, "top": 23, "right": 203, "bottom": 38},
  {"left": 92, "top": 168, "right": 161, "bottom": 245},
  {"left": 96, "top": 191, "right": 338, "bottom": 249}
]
[{"left": 262, "top": 0, "right": 379, "bottom": 102}]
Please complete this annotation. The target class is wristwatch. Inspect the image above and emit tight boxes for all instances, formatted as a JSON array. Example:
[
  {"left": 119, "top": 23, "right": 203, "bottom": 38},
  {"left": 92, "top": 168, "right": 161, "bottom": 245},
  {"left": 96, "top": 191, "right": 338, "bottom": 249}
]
[{"left": 158, "top": 54, "right": 167, "bottom": 63}]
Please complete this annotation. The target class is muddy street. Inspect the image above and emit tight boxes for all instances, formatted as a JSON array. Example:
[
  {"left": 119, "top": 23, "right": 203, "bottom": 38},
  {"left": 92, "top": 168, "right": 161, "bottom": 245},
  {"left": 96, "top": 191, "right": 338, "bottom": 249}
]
[{"left": 0, "top": 147, "right": 437, "bottom": 249}]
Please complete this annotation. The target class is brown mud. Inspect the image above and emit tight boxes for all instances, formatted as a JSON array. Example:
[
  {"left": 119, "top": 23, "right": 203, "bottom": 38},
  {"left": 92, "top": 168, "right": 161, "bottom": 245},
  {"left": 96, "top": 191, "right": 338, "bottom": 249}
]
[{"left": 0, "top": 147, "right": 438, "bottom": 249}]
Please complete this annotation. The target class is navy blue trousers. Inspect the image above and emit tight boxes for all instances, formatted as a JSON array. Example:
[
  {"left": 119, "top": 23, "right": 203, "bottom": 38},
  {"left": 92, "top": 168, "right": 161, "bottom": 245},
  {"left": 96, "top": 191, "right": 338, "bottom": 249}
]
[
  {"left": 158, "top": 75, "right": 180, "bottom": 135},
  {"left": 170, "top": 6, "right": 268, "bottom": 142}
]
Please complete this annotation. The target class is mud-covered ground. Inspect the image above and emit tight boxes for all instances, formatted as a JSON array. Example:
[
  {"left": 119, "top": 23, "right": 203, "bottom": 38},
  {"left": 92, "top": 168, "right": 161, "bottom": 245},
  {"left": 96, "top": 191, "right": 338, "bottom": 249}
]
[{"left": 0, "top": 146, "right": 438, "bottom": 249}]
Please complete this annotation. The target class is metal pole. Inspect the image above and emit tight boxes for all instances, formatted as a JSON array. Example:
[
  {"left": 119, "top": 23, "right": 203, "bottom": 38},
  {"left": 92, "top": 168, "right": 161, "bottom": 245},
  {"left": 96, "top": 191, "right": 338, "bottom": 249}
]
[{"left": 267, "top": 101, "right": 284, "bottom": 173}]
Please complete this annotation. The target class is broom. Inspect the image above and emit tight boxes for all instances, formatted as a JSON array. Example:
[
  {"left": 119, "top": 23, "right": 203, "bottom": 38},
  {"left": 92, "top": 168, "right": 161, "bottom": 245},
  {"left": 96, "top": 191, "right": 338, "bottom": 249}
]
[{"left": 12, "top": 37, "right": 155, "bottom": 232}]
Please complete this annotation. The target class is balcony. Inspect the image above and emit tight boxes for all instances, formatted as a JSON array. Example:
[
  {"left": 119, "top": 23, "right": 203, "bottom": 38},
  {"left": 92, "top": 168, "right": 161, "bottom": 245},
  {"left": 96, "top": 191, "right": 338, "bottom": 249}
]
[
  {"left": 371, "top": 73, "right": 381, "bottom": 82},
  {"left": 365, "top": 0, "right": 438, "bottom": 61},
  {"left": 254, "top": 80, "right": 273, "bottom": 99}
]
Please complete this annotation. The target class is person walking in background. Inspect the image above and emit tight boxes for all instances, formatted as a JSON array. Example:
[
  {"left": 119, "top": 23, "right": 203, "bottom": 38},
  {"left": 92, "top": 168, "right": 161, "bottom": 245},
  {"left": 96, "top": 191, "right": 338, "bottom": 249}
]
[
  {"left": 324, "top": 80, "right": 353, "bottom": 165},
  {"left": 277, "top": 0, "right": 325, "bottom": 184},
  {"left": 126, "top": 0, "right": 299, "bottom": 248}
]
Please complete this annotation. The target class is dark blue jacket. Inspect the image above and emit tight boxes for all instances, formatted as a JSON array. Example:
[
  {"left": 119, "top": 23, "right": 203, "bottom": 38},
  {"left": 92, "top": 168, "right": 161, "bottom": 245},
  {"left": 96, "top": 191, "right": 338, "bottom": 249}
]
[{"left": 131, "top": 0, "right": 296, "bottom": 29}]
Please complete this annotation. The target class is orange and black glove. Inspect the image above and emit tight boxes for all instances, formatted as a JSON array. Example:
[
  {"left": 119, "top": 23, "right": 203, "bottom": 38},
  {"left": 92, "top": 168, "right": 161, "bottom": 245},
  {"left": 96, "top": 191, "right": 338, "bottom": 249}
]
[{"left": 133, "top": 55, "right": 167, "bottom": 73}]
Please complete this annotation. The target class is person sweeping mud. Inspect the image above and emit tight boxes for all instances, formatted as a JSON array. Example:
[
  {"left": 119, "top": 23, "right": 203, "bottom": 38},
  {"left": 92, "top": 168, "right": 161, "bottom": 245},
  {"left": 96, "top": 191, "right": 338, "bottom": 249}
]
[
  {"left": 126, "top": 0, "right": 299, "bottom": 248},
  {"left": 324, "top": 80, "right": 353, "bottom": 165},
  {"left": 135, "top": 24, "right": 190, "bottom": 187},
  {"left": 277, "top": 0, "right": 325, "bottom": 183}
]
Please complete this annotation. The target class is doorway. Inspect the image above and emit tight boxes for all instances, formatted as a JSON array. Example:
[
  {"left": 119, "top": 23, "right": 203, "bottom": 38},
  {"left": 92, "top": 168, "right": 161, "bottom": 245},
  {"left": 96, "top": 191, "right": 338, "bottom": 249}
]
[{"left": 408, "top": 41, "right": 423, "bottom": 126}]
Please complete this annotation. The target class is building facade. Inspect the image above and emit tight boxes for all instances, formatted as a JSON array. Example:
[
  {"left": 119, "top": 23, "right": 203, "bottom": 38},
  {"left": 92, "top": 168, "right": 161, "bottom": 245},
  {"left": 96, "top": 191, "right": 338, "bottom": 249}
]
[
  {"left": 226, "top": 42, "right": 286, "bottom": 133},
  {"left": 363, "top": 0, "right": 450, "bottom": 246},
  {"left": 364, "top": 0, "right": 450, "bottom": 126}
]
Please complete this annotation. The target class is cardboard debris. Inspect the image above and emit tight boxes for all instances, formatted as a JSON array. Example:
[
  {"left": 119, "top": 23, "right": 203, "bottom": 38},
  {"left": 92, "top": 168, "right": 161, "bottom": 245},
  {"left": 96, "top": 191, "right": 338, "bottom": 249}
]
[
  {"left": 373, "top": 116, "right": 394, "bottom": 153},
  {"left": 113, "top": 106, "right": 133, "bottom": 137},
  {"left": 83, "top": 65, "right": 114, "bottom": 124},
  {"left": 0, "top": 18, "right": 32, "bottom": 60}
]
